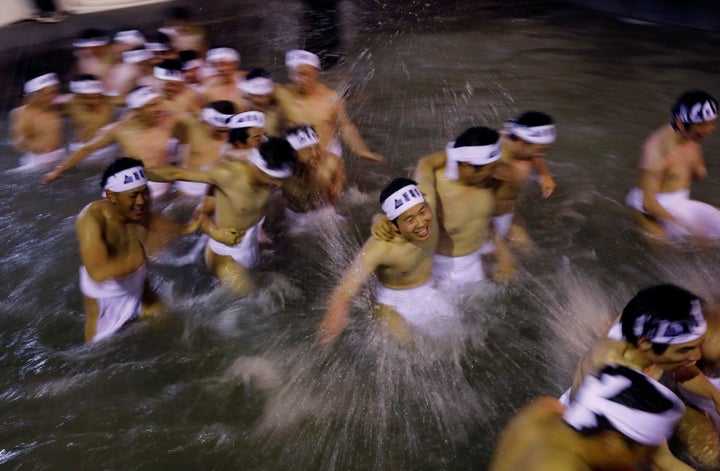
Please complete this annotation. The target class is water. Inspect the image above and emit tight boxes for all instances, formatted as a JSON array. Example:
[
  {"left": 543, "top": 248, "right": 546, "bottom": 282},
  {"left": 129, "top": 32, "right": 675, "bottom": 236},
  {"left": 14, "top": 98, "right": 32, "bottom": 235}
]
[{"left": 2, "top": 1, "right": 720, "bottom": 469}]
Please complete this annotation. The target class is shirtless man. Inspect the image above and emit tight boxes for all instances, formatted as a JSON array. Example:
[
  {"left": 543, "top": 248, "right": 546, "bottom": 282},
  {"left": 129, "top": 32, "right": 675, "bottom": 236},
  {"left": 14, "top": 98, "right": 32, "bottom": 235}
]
[
  {"left": 203, "top": 47, "right": 244, "bottom": 108},
  {"left": 238, "top": 68, "right": 287, "bottom": 136},
  {"left": 70, "top": 29, "right": 115, "bottom": 89},
  {"left": 43, "top": 86, "right": 177, "bottom": 198},
  {"left": 65, "top": 74, "right": 120, "bottom": 161},
  {"left": 105, "top": 48, "right": 155, "bottom": 97},
  {"left": 567, "top": 283, "right": 719, "bottom": 470},
  {"left": 179, "top": 50, "right": 205, "bottom": 93},
  {"left": 10, "top": 72, "right": 66, "bottom": 169},
  {"left": 626, "top": 90, "right": 719, "bottom": 241},
  {"left": 492, "top": 111, "right": 557, "bottom": 247},
  {"left": 153, "top": 58, "right": 203, "bottom": 115},
  {"left": 282, "top": 125, "right": 344, "bottom": 232},
  {"left": 489, "top": 364, "right": 685, "bottom": 471},
  {"left": 77, "top": 157, "right": 162, "bottom": 342},
  {"left": 146, "top": 137, "right": 295, "bottom": 294},
  {"left": 275, "top": 49, "right": 384, "bottom": 162},
  {"left": 318, "top": 177, "right": 459, "bottom": 344}
]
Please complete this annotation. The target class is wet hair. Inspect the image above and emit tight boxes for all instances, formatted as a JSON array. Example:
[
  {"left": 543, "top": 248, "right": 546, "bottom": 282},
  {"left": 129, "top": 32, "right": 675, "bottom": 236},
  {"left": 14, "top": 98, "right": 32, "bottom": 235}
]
[
  {"left": 258, "top": 137, "right": 297, "bottom": 170},
  {"left": 178, "top": 49, "right": 198, "bottom": 62},
  {"left": 246, "top": 67, "right": 271, "bottom": 80},
  {"left": 208, "top": 100, "right": 237, "bottom": 115},
  {"left": 228, "top": 127, "right": 251, "bottom": 145},
  {"left": 379, "top": 177, "right": 419, "bottom": 225},
  {"left": 670, "top": 90, "right": 718, "bottom": 131},
  {"left": 101, "top": 157, "right": 144, "bottom": 189},
  {"left": 620, "top": 283, "right": 701, "bottom": 353},
  {"left": 156, "top": 58, "right": 183, "bottom": 72},
  {"left": 514, "top": 111, "right": 554, "bottom": 127},
  {"left": 453, "top": 126, "right": 499, "bottom": 148}
]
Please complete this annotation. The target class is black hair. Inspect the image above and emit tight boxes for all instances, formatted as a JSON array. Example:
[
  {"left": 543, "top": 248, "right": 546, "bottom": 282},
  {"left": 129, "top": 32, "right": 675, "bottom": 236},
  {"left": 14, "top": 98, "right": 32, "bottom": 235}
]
[
  {"left": 72, "top": 73, "right": 99, "bottom": 82},
  {"left": 147, "top": 31, "right": 171, "bottom": 46},
  {"left": 379, "top": 177, "right": 420, "bottom": 225},
  {"left": 620, "top": 283, "right": 701, "bottom": 350},
  {"left": 246, "top": 67, "right": 271, "bottom": 80},
  {"left": 453, "top": 126, "right": 499, "bottom": 148},
  {"left": 156, "top": 58, "right": 183, "bottom": 72},
  {"left": 166, "top": 6, "right": 192, "bottom": 21},
  {"left": 670, "top": 90, "right": 718, "bottom": 131},
  {"left": 258, "top": 137, "right": 297, "bottom": 170},
  {"left": 514, "top": 110, "right": 554, "bottom": 127},
  {"left": 101, "top": 157, "right": 145, "bottom": 189},
  {"left": 228, "top": 127, "right": 251, "bottom": 145},
  {"left": 76, "top": 28, "right": 109, "bottom": 41},
  {"left": 178, "top": 49, "right": 198, "bottom": 62},
  {"left": 208, "top": 100, "right": 237, "bottom": 115}
]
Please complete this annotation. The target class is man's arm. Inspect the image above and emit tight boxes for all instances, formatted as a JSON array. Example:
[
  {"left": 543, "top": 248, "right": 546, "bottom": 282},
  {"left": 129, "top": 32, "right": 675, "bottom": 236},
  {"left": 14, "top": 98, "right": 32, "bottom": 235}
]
[
  {"left": 336, "top": 100, "right": 385, "bottom": 163},
  {"left": 317, "top": 238, "right": 384, "bottom": 344},
  {"left": 10, "top": 107, "right": 30, "bottom": 151},
  {"left": 42, "top": 124, "right": 119, "bottom": 184},
  {"left": 674, "top": 365, "right": 720, "bottom": 414},
  {"left": 146, "top": 164, "right": 216, "bottom": 185},
  {"left": 413, "top": 151, "right": 445, "bottom": 211},
  {"left": 532, "top": 157, "right": 556, "bottom": 198}
]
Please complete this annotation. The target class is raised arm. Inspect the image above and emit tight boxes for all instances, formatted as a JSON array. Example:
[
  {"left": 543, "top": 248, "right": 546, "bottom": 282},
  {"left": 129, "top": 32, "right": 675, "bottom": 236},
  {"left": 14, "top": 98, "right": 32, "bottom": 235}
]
[
  {"left": 42, "top": 124, "right": 119, "bottom": 184},
  {"left": 336, "top": 99, "right": 385, "bottom": 163},
  {"left": 413, "top": 150, "right": 445, "bottom": 210},
  {"left": 145, "top": 164, "right": 216, "bottom": 185}
]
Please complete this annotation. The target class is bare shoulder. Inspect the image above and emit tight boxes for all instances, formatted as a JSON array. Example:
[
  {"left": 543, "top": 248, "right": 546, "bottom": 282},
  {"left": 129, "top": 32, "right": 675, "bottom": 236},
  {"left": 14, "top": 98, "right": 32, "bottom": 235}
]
[
  {"left": 77, "top": 200, "right": 108, "bottom": 226},
  {"left": 639, "top": 125, "right": 671, "bottom": 168}
]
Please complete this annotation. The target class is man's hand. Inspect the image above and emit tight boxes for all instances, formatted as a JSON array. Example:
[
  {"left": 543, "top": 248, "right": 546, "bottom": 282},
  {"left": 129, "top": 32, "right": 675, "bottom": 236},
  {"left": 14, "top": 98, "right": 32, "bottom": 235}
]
[
  {"left": 371, "top": 214, "right": 396, "bottom": 242},
  {"left": 539, "top": 174, "right": 556, "bottom": 198},
  {"left": 41, "top": 168, "right": 62, "bottom": 185},
  {"left": 211, "top": 227, "right": 243, "bottom": 246},
  {"left": 359, "top": 151, "right": 386, "bottom": 163}
]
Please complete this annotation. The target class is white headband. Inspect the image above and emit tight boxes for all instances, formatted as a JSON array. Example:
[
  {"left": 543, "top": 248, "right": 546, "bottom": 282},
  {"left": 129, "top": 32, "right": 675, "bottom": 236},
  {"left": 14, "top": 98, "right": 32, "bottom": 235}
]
[
  {"left": 505, "top": 121, "right": 556, "bottom": 144},
  {"left": 182, "top": 59, "right": 203, "bottom": 71},
  {"left": 123, "top": 49, "right": 154, "bottom": 64},
  {"left": 228, "top": 111, "right": 265, "bottom": 129},
  {"left": 157, "top": 27, "right": 177, "bottom": 36},
  {"left": 114, "top": 30, "right": 145, "bottom": 47},
  {"left": 104, "top": 166, "right": 148, "bottom": 194},
  {"left": 239, "top": 77, "right": 274, "bottom": 96},
  {"left": 246, "top": 148, "right": 293, "bottom": 179},
  {"left": 285, "top": 49, "right": 321, "bottom": 70},
  {"left": 145, "top": 42, "right": 170, "bottom": 52},
  {"left": 381, "top": 184, "right": 425, "bottom": 220},
  {"left": 126, "top": 87, "right": 161, "bottom": 109},
  {"left": 24, "top": 73, "right": 59, "bottom": 95},
  {"left": 632, "top": 299, "right": 706, "bottom": 344},
  {"left": 153, "top": 66, "right": 184, "bottom": 82},
  {"left": 201, "top": 108, "right": 232, "bottom": 128},
  {"left": 674, "top": 100, "right": 718, "bottom": 124},
  {"left": 444, "top": 140, "right": 501, "bottom": 180},
  {"left": 70, "top": 79, "right": 103, "bottom": 95},
  {"left": 73, "top": 37, "right": 109, "bottom": 48},
  {"left": 563, "top": 368, "right": 685, "bottom": 446},
  {"left": 286, "top": 127, "right": 320, "bottom": 150},
  {"left": 206, "top": 47, "right": 240, "bottom": 64}
]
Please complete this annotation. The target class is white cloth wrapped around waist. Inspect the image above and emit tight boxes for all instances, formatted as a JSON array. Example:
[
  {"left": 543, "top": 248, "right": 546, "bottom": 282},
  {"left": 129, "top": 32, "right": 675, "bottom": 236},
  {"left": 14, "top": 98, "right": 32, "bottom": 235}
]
[
  {"left": 206, "top": 223, "right": 260, "bottom": 268},
  {"left": 375, "top": 281, "right": 460, "bottom": 334},
  {"left": 147, "top": 181, "right": 172, "bottom": 198},
  {"left": 16, "top": 148, "right": 67, "bottom": 171},
  {"left": 79, "top": 264, "right": 146, "bottom": 342},
  {"left": 432, "top": 248, "right": 485, "bottom": 290},
  {"left": 678, "top": 374, "right": 720, "bottom": 432},
  {"left": 326, "top": 135, "right": 342, "bottom": 158},
  {"left": 626, "top": 187, "right": 720, "bottom": 239},
  {"left": 174, "top": 179, "right": 210, "bottom": 197}
]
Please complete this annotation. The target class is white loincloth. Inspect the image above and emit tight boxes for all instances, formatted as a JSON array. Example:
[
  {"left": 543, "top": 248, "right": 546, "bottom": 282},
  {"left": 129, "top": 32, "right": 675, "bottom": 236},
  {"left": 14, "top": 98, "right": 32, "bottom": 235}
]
[
  {"left": 626, "top": 187, "right": 720, "bottom": 239},
  {"left": 16, "top": 148, "right": 67, "bottom": 171},
  {"left": 678, "top": 375, "right": 720, "bottom": 432},
  {"left": 206, "top": 223, "right": 260, "bottom": 268},
  {"left": 174, "top": 180, "right": 210, "bottom": 197},
  {"left": 375, "top": 281, "right": 460, "bottom": 335},
  {"left": 432, "top": 248, "right": 486, "bottom": 290},
  {"left": 284, "top": 206, "right": 344, "bottom": 234},
  {"left": 69, "top": 141, "right": 119, "bottom": 163},
  {"left": 147, "top": 181, "right": 172, "bottom": 199},
  {"left": 326, "top": 135, "right": 342, "bottom": 158},
  {"left": 480, "top": 213, "right": 514, "bottom": 254},
  {"left": 79, "top": 264, "right": 146, "bottom": 342}
]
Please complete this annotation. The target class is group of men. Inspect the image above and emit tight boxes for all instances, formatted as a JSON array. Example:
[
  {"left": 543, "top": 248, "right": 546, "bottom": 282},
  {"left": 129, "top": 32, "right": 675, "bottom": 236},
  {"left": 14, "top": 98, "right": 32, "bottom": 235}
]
[{"left": 9, "top": 13, "right": 720, "bottom": 469}]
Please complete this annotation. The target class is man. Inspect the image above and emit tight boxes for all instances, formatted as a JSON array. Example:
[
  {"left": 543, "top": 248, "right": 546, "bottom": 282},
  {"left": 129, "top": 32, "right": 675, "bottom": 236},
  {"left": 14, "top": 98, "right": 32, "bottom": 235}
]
[
  {"left": 10, "top": 72, "right": 66, "bottom": 169},
  {"left": 238, "top": 68, "right": 286, "bottom": 136},
  {"left": 70, "top": 29, "right": 115, "bottom": 88},
  {"left": 400, "top": 127, "right": 513, "bottom": 288},
  {"left": 43, "top": 86, "right": 178, "bottom": 198},
  {"left": 318, "top": 177, "right": 459, "bottom": 344},
  {"left": 275, "top": 49, "right": 384, "bottom": 162},
  {"left": 203, "top": 47, "right": 244, "bottom": 108},
  {"left": 489, "top": 364, "right": 686, "bottom": 471},
  {"left": 145, "top": 137, "right": 295, "bottom": 294},
  {"left": 626, "top": 90, "right": 720, "bottom": 241},
  {"left": 179, "top": 49, "right": 205, "bottom": 93},
  {"left": 153, "top": 58, "right": 203, "bottom": 115},
  {"left": 492, "top": 111, "right": 557, "bottom": 247},
  {"left": 76, "top": 157, "right": 162, "bottom": 342},
  {"left": 105, "top": 47, "right": 155, "bottom": 97},
  {"left": 282, "top": 125, "right": 344, "bottom": 233}
]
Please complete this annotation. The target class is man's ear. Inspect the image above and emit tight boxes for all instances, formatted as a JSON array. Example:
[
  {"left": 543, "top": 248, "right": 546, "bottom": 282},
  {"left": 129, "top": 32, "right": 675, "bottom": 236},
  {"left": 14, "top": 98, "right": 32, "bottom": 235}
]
[
  {"left": 637, "top": 337, "right": 653, "bottom": 352},
  {"left": 105, "top": 190, "right": 116, "bottom": 203}
]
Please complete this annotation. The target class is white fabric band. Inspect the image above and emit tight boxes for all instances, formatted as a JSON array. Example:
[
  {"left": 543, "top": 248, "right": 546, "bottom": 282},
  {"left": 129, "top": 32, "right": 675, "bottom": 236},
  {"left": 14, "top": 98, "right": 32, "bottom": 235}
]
[
  {"left": 70, "top": 79, "right": 103, "bottom": 95},
  {"left": 563, "top": 368, "right": 684, "bottom": 446},
  {"left": 73, "top": 37, "right": 109, "bottom": 48},
  {"left": 157, "top": 27, "right": 177, "bottom": 36},
  {"left": 206, "top": 47, "right": 240, "bottom": 63},
  {"left": 201, "top": 108, "right": 232, "bottom": 128},
  {"left": 104, "top": 166, "right": 148, "bottom": 193},
  {"left": 24, "top": 73, "right": 59, "bottom": 95},
  {"left": 182, "top": 59, "right": 203, "bottom": 71},
  {"left": 632, "top": 299, "right": 706, "bottom": 344},
  {"left": 114, "top": 30, "right": 145, "bottom": 47},
  {"left": 145, "top": 42, "right": 170, "bottom": 52},
  {"left": 126, "top": 87, "right": 161, "bottom": 109},
  {"left": 675, "top": 100, "right": 718, "bottom": 124},
  {"left": 123, "top": 49, "right": 154, "bottom": 64},
  {"left": 285, "top": 49, "right": 321, "bottom": 69},
  {"left": 153, "top": 66, "right": 184, "bottom": 82},
  {"left": 444, "top": 140, "right": 501, "bottom": 180},
  {"left": 228, "top": 111, "right": 265, "bottom": 129},
  {"left": 286, "top": 127, "right": 320, "bottom": 150},
  {"left": 505, "top": 121, "right": 556, "bottom": 144},
  {"left": 246, "top": 148, "right": 293, "bottom": 179},
  {"left": 381, "top": 184, "right": 425, "bottom": 220},
  {"left": 239, "top": 77, "right": 274, "bottom": 96}
]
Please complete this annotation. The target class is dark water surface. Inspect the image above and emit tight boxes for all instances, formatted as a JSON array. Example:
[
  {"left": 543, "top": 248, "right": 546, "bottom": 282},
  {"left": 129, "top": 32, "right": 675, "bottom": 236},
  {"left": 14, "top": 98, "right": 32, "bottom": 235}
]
[{"left": 2, "top": 1, "right": 720, "bottom": 469}]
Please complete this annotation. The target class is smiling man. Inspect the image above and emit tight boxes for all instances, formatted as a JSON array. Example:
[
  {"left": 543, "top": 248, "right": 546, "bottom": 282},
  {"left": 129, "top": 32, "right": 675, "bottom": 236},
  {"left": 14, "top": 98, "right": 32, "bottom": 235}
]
[
  {"left": 76, "top": 158, "right": 163, "bottom": 342},
  {"left": 319, "top": 177, "right": 458, "bottom": 344}
]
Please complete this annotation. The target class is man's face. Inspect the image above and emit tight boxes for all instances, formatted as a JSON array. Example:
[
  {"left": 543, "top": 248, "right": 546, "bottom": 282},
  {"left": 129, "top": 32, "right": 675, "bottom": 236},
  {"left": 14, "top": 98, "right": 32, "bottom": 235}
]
[
  {"left": 458, "top": 161, "right": 498, "bottom": 186},
  {"left": 212, "top": 60, "right": 238, "bottom": 79},
  {"left": 30, "top": 84, "right": 59, "bottom": 105},
  {"left": 643, "top": 335, "right": 704, "bottom": 371},
  {"left": 182, "top": 68, "right": 200, "bottom": 84},
  {"left": 395, "top": 202, "right": 432, "bottom": 241},
  {"left": 245, "top": 92, "right": 273, "bottom": 109},
  {"left": 109, "top": 184, "right": 150, "bottom": 222},
  {"left": 161, "top": 79, "right": 184, "bottom": 99},
  {"left": 288, "top": 64, "right": 319, "bottom": 93},
  {"left": 684, "top": 119, "right": 717, "bottom": 142},
  {"left": 297, "top": 144, "right": 322, "bottom": 165},
  {"left": 140, "top": 98, "right": 165, "bottom": 125},
  {"left": 75, "top": 92, "right": 103, "bottom": 110}
]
